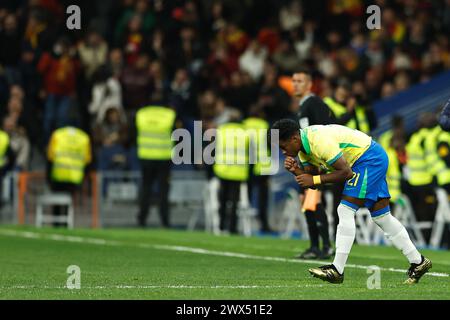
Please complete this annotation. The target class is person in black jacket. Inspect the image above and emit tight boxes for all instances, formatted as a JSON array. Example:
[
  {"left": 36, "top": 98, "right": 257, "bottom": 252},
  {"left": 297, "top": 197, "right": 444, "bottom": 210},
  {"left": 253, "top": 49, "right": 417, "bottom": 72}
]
[
  {"left": 290, "top": 69, "right": 335, "bottom": 259},
  {"left": 439, "top": 96, "right": 450, "bottom": 131}
]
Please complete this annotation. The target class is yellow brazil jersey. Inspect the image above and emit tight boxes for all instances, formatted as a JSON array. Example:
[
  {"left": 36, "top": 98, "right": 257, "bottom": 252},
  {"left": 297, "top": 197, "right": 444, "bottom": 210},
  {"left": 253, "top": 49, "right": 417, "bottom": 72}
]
[{"left": 299, "top": 125, "right": 372, "bottom": 171}]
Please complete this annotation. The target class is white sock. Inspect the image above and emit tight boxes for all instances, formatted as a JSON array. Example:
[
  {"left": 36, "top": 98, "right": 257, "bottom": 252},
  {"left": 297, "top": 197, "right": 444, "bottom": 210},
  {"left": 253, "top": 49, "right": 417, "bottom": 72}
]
[
  {"left": 371, "top": 210, "right": 422, "bottom": 264},
  {"left": 332, "top": 202, "right": 357, "bottom": 274}
]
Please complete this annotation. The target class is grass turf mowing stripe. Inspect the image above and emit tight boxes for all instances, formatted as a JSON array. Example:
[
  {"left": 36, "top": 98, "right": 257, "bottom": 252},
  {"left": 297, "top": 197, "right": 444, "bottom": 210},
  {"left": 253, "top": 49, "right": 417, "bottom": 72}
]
[
  {"left": 1, "top": 229, "right": 448, "bottom": 278},
  {"left": 0, "top": 284, "right": 325, "bottom": 290}
]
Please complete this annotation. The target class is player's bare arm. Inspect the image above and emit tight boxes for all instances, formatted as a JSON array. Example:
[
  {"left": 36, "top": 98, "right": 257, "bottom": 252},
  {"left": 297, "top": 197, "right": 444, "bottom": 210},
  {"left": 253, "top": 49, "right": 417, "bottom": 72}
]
[{"left": 295, "top": 157, "right": 353, "bottom": 188}]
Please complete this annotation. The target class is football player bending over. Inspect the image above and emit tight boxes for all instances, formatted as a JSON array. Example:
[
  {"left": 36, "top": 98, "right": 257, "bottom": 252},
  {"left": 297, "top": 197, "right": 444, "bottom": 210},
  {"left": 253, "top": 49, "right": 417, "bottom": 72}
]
[{"left": 272, "top": 119, "right": 432, "bottom": 284}]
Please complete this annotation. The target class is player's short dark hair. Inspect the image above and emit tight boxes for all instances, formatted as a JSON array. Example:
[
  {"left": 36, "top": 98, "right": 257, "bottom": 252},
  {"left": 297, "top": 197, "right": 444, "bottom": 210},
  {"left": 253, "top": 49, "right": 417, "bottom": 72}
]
[
  {"left": 271, "top": 118, "right": 300, "bottom": 141},
  {"left": 293, "top": 68, "right": 313, "bottom": 80}
]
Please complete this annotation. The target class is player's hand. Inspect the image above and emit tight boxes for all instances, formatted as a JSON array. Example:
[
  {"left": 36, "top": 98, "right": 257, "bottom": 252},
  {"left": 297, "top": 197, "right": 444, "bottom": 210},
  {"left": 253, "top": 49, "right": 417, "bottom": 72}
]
[
  {"left": 295, "top": 174, "right": 314, "bottom": 188},
  {"left": 284, "top": 156, "right": 299, "bottom": 173}
]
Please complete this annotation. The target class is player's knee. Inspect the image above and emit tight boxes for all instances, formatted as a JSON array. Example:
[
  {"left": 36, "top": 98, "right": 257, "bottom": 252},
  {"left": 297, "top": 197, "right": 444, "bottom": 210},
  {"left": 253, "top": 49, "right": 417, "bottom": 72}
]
[{"left": 337, "top": 202, "right": 357, "bottom": 230}]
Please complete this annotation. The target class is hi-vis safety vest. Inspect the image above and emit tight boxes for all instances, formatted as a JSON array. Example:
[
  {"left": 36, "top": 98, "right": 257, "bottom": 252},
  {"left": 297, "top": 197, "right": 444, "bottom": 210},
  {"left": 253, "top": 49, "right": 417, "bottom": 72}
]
[
  {"left": 0, "top": 130, "right": 10, "bottom": 167},
  {"left": 136, "top": 106, "right": 176, "bottom": 160},
  {"left": 213, "top": 122, "right": 249, "bottom": 181},
  {"left": 48, "top": 127, "right": 91, "bottom": 185},
  {"left": 243, "top": 117, "right": 271, "bottom": 176},
  {"left": 324, "top": 97, "right": 370, "bottom": 134},
  {"left": 378, "top": 130, "right": 393, "bottom": 151},
  {"left": 406, "top": 128, "right": 434, "bottom": 186},
  {"left": 386, "top": 147, "right": 401, "bottom": 202},
  {"left": 378, "top": 129, "right": 401, "bottom": 202},
  {"left": 435, "top": 130, "right": 450, "bottom": 186},
  {"left": 424, "top": 125, "right": 443, "bottom": 180}
]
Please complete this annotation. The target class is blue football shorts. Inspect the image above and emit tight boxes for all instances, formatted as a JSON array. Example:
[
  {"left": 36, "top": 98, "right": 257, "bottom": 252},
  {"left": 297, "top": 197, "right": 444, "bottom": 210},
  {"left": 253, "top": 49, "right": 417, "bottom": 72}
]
[{"left": 342, "top": 140, "right": 391, "bottom": 209}]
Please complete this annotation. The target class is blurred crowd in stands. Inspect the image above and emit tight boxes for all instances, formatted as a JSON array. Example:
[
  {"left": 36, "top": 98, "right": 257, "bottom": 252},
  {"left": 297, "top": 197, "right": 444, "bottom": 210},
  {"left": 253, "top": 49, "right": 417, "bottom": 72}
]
[{"left": 0, "top": 0, "right": 450, "bottom": 171}]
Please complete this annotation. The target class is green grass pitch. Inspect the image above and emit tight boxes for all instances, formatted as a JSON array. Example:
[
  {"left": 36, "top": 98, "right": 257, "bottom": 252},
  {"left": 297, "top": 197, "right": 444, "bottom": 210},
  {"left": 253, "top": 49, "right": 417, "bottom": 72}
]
[{"left": 0, "top": 225, "right": 449, "bottom": 300}]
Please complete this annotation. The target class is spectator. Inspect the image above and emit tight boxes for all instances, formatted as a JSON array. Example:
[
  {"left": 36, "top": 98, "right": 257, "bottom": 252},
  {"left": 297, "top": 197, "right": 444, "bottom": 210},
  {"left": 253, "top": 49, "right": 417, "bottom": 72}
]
[
  {"left": 0, "top": 13, "right": 21, "bottom": 84},
  {"left": 292, "top": 20, "right": 315, "bottom": 60},
  {"left": 394, "top": 70, "right": 411, "bottom": 93},
  {"left": 78, "top": 30, "right": 109, "bottom": 81},
  {"left": 88, "top": 65, "right": 122, "bottom": 125},
  {"left": 118, "top": 14, "right": 145, "bottom": 66},
  {"left": 238, "top": 40, "right": 267, "bottom": 81},
  {"left": 37, "top": 36, "right": 79, "bottom": 144},
  {"left": 4, "top": 97, "right": 23, "bottom": 124},
  {"left": 114, "top": 0, "right": 155, "bottom": 47},
  {"left": 150, "top": 60, "right": 170, "bottom": 103},
  {"left": 206, "top": 42, "right": 238, "bottom": 84},
  {"left": 2, "top": 115, "right": 30, "bottom": 170},
  {"left": 214, "top": 97, "right": 237, "bottom": 126},
  {"left": 272, "top": 39, "right": 302, "bottom": 74},
  {"left": 148, "top": 28, "right": 166, "bottom": 63},
  {"left": 23, "top": 8, "right": 55, "bottom": 52},
  {"left": 222, "top": 71, "right": 258, "bottom": 117},
  {"left": 169, "top": 68, "right": 196, "bottom": 120},
  {"left": 381, "top": 82, "right": 396, "bottom": 99},
  {"left": 198, "top": 89, "right": 218, "bottom": 125},
  {"left": 257, "top": 64, "right": 291, "bottom": 124},
  {"left": 108, "top": 48, "right": 124, "bottom": 78},
  {"left": 279, "top": 0, "right": 302, "bottom": 32},
  {"left": 92, "top": 106, "right": 128, "bottom": 171},
  {"left": 120, "top": 53, "right": 152, "bottom": 113}
]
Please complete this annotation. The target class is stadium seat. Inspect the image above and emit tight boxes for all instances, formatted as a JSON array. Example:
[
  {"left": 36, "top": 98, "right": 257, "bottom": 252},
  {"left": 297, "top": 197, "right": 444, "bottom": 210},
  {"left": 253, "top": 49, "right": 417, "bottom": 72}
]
[
  {"left": 429, "top": 188, "right": 450, "bottom": 249},
  {"left": 393, "top": 194, "right": 429, "bottom": 247},
  {"left": 203, "top": 178, "right": 221, "bottom": 235},
  {"left": 323, "top": 190, "right": 336, "bottom": 239},
  {"left": 355, "top": 208, "right": 374, "bottom": 245},
  {"left": 237, "top": 182, "right": 257, "bottom": 237},
  {"left": 35, "top": 193, "right": 74, "bottom": 229},
  {"left": 279, "top": 188, "right": 308, "bottom": 239}
]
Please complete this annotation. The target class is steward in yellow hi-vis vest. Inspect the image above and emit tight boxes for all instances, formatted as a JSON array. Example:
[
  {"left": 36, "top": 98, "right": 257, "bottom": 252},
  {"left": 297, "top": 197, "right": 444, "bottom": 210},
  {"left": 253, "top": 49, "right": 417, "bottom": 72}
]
[
  {"left": 47, "top": 127, "right": 91, "bottom": 185},
  {"left": 213, "top": 122, "right": 249, "bottom": 182},
  {"left": 406, "top": 128, "right": 434, "bottom": 187},
  {"left": 0, "top": 129, "right": 15, "bottom": 209},
  {"left": 47, "top": 125, "right": 91, "bottom": 227},
  {"left": 405, "top": 113, "right": 437, "bottom": 233},
  {"left": 378, "top": 130, "right": 393, "bottom": 151},
  {"left": 424, "top": 125, "right": 444, "bottom": 183},
  {"left": 136, "top": 106, "right": 176, "bottom": 160},
  {"left": 213, "top": 116, "right": 249, "bottom": 234},
  {"left": 243, "top": 117, "right": 271, "bottom": 176},
  {"left": 136, "top": 105, "right": 176, "bottom": 228},
  {"left": 426, "top": 126, "right": 450, "bottom": 190},
  {"left": 324, "top": 96, "right": 372, "bottom": 134},
  {"left": 243, "top": 115, "right": 272, "bottom": 232},
  {"left": 386, "top": 147, "right": 401, "bottom": 203},
  {"left": 0, "top": 130, "right": 10, "bottom": 168}
]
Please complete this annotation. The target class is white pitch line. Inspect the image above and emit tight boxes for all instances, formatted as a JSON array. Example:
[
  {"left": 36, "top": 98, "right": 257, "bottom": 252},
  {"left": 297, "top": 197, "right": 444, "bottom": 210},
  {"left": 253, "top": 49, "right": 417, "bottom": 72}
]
[
  {"left": 0, "top": 229, "right": 448, "bottom": 278},
  {"left": 0, "top": 284, "right": 324, "bottom": 290}
]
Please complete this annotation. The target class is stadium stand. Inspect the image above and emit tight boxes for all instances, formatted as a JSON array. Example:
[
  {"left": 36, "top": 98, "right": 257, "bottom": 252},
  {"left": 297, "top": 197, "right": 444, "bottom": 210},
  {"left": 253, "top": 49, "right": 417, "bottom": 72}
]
[{"left": 0, "top": 0, "right": 449, "bottom": 249}]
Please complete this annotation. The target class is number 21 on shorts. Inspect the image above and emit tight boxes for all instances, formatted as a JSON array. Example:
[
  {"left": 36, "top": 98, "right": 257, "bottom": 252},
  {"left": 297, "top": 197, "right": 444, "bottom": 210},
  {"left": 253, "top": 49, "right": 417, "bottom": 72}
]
[{"left": 347, "top": 172, "right": 360, "bottom": 187}]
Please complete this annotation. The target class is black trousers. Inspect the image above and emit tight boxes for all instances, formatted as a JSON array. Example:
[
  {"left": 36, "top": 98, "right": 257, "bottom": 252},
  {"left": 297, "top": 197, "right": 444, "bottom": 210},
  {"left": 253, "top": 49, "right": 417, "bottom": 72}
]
[
  {"left": 331, "top": 182, "right": 345, "bottom": 236},
  {"left": 405, "top": 183, "right": 437, "bottom": 243},
  {"left": 248, "top": 175, "right": 270, "bottom": 231},
  {"left": 138, "top": 160, "right": 171, "bottom": 227},
  {"left": 50, "top": 181, "right": 77, "bottom": 227},
  {"left": 218, "top": 179, "right": 241, "bottom": 234}
]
